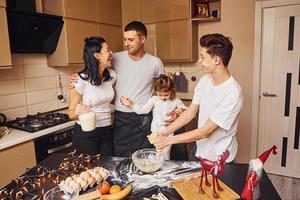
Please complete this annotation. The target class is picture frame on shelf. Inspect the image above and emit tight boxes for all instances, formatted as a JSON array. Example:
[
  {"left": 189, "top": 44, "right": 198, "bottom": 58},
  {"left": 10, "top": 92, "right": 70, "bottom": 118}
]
[{"left": 194, "top": 1, "right": 210, "bottom": 18}]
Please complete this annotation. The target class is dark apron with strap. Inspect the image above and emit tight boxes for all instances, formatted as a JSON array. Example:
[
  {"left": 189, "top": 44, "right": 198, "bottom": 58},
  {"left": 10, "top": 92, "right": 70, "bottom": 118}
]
[{"left": 113, "top": 111, "right": 154, "bottom": 157}]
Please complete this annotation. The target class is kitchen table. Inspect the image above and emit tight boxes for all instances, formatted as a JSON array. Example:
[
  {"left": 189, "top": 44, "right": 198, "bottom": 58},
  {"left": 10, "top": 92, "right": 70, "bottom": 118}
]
[{"left": 1, "top": 153, "right": 281, "bottom": 200}]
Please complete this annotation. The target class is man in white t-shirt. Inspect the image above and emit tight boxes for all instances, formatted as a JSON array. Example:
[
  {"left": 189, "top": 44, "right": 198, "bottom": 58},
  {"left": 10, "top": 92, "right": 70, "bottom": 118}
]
[
  {"left": 154, "top": 33, "right": 243, "bottom": 162},
  {"left": 112, "top": 21, "right": 165, "bottom": 156}
]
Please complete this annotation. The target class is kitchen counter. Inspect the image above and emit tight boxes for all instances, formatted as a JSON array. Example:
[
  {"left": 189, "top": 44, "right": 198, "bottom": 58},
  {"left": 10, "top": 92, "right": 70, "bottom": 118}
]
[
  {"left": 0, "top": 121, "right": 76, "bottom": 150},
  {"left": 32, "top": 153, "right": 281, "bottom": 200}
]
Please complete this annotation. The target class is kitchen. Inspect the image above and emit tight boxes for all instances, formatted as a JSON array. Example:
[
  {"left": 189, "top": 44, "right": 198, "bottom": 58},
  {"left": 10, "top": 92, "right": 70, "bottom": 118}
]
[{"left": 0, "top": 0, "right": 299, "bottom": 199}]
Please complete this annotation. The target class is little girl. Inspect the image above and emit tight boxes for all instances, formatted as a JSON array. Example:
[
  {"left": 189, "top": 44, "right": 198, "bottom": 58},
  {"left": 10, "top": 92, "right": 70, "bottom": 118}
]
[{"left": 120, "top": 74, "right": 187, "bottom": 160}]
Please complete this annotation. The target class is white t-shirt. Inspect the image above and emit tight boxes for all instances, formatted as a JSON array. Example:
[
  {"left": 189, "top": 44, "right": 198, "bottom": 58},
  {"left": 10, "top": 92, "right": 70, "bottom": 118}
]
[
  {"left": 192, "top": 74, "right": 243, "bottom": 162},
  {"left": 112, "top": 51, "right": 165, "bottom": 112},
  {"left": 132, "top": 96, "right": 187, "bottom": 132},
  {"left": 75, "top": 68, "right": 116, "bottom": 127}
]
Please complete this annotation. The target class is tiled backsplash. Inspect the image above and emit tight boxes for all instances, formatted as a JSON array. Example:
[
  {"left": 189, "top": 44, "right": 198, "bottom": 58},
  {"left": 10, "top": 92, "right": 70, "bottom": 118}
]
[
  {"left": 0, "top": 55, "right": 82, "bottom": 120},
  {"left": 0, "top": 55, "right": 202, "bottom": 121}
]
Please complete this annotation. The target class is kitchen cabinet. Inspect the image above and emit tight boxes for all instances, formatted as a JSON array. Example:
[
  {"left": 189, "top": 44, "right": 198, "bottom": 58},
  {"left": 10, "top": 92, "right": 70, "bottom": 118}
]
[
  {"left": 99, "top": 24, "right": 123, "bottom": 53},
  {"left": 122, "top": 0, "right": 141, "bottom": 26},
  {"left": 47, "top": 19, "right": 98, "bottom": 66},
  {"left": 141, "top": 0, "right": 189, "bottom": 23},
  {"left": 98, "top": 0, "right": 122, "bottom": 26},
  {"left": 42, "top": 0, "right": 98, "bottom": 22},
  {"left": 0, "top": 0, "right": 5, "bottom": 7},
  {"left": 156, "top": 19, "right": 198, "bottom": 62},
  {"left": 0, "top": 7, "right": 12, "bottom": 67},
  {"left": 0, "top": 141, "right": 36, "bottom": 188}
]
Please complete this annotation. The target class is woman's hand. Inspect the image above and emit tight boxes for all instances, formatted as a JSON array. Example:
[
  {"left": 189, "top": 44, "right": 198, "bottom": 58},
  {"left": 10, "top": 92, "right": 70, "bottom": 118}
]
[
  {"left": 75, "top": 103, "right": 91, "bottom": 115},
  {"left": 68, "top": 73, "right": 79, "bottom": 89},
  {"left": 120, "top": 96, "right": 133, "bottom": 108}
]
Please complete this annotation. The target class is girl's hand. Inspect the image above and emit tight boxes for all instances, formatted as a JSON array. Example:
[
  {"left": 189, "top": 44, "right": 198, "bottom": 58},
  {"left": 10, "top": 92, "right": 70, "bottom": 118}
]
[
  {"left": 68, "top": 73, "right": 79, "bottom": 89},
  {"left": 75, "top": 103, "right": 91, "bottom": 115},
  {"left": 120, "top": 96, "right": 133, "bottom": 107}
]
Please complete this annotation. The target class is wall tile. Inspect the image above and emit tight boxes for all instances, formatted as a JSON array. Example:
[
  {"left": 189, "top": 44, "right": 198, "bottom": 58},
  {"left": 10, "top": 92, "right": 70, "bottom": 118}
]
[
  {"left": 23, "top": 54, "right": 47, "bottom": 65},
  {"left": 25, "top": 76, "right": 56, "bottom": 92},
  {"left": 11, "top": 54, "right": 23, "bottom": 66},
  {"left": 0, "top": 93, "right": 27, "bottom": 110},
  {"left": 0, "top": 80, "right": 25, "bottom": 95},
  {"left": 0, "top": 65, "right": 24, "bottom": 81},
  {"left": 2, "top": 107, "right": 28, "bottom": 120},
  {"left": 28, "top": 101, "right": 59, "bottom": 114},
  {"left": 24, "top": 63, "right": 56, "bottom": 78},
  {"left": 26, "top": 89, "right": 58, "bottom": 105}
]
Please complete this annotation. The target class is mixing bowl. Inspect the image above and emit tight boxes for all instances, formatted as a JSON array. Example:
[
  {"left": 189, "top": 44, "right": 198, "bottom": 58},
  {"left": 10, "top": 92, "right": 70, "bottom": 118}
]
[
  {"left": 43, "top": 186, "right": 79, "bottom": 200},
  {"left": 132, "top": 148, "right": 165, "bottom": 173}
]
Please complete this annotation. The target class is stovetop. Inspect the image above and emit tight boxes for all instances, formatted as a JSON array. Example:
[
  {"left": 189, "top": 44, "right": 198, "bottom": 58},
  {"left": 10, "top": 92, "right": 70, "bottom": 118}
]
[{"left": 6, "top": 111, "right": 70, "bottom": 133}]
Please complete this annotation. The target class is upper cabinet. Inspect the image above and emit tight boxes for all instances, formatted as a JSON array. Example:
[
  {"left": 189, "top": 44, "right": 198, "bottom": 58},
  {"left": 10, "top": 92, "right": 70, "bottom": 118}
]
[
  {"left": 141, "top": 0, "right": 189, "bottom": 23},
  {"left": 122, "top": 0, "right": 141, "bottom": 27},
  {"left": 43, "top": 0, "right": 123, "bottom": 66},
  {"left": 0, "top": 7, "right": 12, "bottom": 67},
  {"left": 43, "top": 0, "right": 98, "bottom": 22},
  {"left": 0, "top": 0, "right": 5, "bottom": 7},
  {"left": 43, "top": 0, "right": 121, "bottom": 25},
  {"left": 98, "top": 0, "right": 122, "bottom": 26}
]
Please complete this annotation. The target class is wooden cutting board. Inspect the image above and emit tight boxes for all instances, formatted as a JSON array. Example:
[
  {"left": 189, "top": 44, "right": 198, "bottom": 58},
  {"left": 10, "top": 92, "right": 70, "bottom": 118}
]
[{"left": 170, "top": 172, "right": 240, "bottom": 200}]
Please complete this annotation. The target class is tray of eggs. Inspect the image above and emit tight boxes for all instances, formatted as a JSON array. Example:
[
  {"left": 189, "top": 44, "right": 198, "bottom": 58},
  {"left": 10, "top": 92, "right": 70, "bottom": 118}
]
[{"left": 58, "top": 167, "right": 110, "bottom": 194}]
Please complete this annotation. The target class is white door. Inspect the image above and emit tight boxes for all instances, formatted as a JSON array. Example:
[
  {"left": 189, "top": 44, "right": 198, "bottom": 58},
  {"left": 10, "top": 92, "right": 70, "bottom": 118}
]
[{"left": 258, "top": 4, "right": 300, "bottom": 178}]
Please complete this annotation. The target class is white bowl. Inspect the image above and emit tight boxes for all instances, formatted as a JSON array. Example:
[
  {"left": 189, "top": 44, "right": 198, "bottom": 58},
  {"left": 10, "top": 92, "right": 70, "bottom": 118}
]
[
  {"left": 43, "top": 186, "right": 79, "bottom": 200},
  {"left": 132, "top": 148, "right": 165, "bottom": 173}
]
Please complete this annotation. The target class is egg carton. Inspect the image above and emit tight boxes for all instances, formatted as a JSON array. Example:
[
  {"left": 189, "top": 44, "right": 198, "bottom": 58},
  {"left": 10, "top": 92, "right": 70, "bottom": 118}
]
[{"left": 58, "top": 167, "right": 110, "bottom": 194}]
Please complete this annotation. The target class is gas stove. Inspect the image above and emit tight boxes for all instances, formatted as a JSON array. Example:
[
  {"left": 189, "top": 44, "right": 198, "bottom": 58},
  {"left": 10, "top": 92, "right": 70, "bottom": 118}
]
[{"left": 6, "top": 111, "right": 70, "bottom": 133}]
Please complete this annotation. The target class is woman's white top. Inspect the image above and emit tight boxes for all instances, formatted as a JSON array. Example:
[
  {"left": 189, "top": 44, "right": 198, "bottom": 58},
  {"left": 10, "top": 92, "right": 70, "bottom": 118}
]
[
  {"left": 192, "top": 74, "right": 243, "bottom": 162},
  {"left": 75, "top": 68, "right": 116, "bottom": 127},
  {"left": 132, "top": 96, "right": 187, "bottom": 132}
]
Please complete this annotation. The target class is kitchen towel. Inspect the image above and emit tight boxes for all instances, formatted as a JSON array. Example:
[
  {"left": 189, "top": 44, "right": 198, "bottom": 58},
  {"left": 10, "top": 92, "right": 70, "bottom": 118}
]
[{"left": 173, "top": 72, "right": 188, "bottom": 93}]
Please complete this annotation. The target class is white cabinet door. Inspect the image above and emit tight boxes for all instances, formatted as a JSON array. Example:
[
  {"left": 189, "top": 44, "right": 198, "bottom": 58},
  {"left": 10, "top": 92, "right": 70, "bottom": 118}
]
[{"left": 258, "top": 4, "right": 300, "bottom": 178}]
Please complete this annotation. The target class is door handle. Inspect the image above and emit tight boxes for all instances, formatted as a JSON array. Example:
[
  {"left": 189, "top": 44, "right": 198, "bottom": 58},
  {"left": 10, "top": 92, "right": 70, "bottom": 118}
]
[{"left": 262, "top": 92, "right": 277, "bottom": 97}]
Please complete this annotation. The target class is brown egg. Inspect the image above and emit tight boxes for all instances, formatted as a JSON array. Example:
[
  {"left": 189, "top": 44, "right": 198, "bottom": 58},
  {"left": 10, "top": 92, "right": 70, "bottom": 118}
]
[
  {"left": 72, "top": 182, "right": 81, "bottom": 191},
  {"left": 80, "top": 180, "right": 88, "bottom": 190},
  {"left": 80, "top": 171, "right": 90, "bottom": 180},
  {"left": 94, "top": 173, "right": 102, "bottom": 182},
  {"left": 72, "top": 174, "right": 79, "bottom": 180},
  {"left": 65, "top": 176, "right": 73, "bottom": 185}
]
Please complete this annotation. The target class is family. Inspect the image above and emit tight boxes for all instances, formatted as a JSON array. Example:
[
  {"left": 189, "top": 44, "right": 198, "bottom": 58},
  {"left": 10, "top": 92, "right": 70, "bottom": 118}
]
[{"left": 68, "top": 20, "right": 243, "bottom": 163}]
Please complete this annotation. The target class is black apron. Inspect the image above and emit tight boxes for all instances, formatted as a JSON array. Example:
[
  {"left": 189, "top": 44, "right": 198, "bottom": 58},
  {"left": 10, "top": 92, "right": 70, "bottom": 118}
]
[{"left": 113, "top": 111, "right": 154, "bottom": 157}]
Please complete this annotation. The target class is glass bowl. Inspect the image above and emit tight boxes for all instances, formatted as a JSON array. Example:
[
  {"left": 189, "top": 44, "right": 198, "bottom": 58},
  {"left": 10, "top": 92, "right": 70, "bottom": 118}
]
[
  {"left": 43, "top": 186, "right": 79, "bottom": 200},
  {"left": 132, "top": 148, "right": 165, "bottom": 173}
]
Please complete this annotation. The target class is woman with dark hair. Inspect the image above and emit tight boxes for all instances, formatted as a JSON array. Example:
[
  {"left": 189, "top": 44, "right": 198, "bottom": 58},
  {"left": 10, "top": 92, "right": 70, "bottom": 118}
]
[{"left": 68, "top": 36, "right": 115, "bottom": 155}]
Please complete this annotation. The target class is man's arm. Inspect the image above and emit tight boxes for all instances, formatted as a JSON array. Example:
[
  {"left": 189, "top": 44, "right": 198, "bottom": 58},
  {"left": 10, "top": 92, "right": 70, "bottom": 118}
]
[{"left": 156, "top": 118, "right": 218, "bottom": 149}]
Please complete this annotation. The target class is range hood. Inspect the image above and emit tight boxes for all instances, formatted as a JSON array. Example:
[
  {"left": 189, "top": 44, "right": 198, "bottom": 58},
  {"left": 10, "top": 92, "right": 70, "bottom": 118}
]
[{"left": 6, "top": 8, "right": 64, "bottom": 54}]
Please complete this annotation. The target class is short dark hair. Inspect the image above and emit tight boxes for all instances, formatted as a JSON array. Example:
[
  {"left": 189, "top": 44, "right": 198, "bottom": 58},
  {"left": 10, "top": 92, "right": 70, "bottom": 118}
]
[
  {"left": 200, "top": 33, "right": 233, "bottom": 66},
  {"left": 153, "top": 74, "right": 175, "bottom": 100},
  {"left": 124, "top": 21, "right": 147, "bottom": 38}
]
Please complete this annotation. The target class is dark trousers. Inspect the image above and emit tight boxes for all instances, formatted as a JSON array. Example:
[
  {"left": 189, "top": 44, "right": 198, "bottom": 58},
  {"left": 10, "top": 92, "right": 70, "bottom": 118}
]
[
  {"left": 72, "top": 123, "right": 113, "bottom": 156},
  {"left": 113, "top": 111, "right": 154, "bottom": 157}
]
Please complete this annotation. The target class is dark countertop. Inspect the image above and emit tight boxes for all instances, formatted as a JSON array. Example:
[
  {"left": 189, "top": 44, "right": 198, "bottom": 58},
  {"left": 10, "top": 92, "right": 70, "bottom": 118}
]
[{"left": 37, "top": 153, "right": 281, "bottom": 200}]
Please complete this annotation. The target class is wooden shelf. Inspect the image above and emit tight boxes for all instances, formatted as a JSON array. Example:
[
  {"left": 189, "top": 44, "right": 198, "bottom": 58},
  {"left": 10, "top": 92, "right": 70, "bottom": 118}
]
[{"left": 191, "top": 17, "right": 220, "bottom": 22}]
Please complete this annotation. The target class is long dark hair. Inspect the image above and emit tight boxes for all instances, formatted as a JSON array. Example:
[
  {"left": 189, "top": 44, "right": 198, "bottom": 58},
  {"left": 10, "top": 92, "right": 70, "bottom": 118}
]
[{"left": 78, "top": 37, "right": 111, "bottom": 86}]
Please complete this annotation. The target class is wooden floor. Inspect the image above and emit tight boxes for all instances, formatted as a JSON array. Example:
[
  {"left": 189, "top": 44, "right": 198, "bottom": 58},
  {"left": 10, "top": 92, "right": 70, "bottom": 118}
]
[{"left": 268, "top": 173, "right": 300, "bottom": 200}]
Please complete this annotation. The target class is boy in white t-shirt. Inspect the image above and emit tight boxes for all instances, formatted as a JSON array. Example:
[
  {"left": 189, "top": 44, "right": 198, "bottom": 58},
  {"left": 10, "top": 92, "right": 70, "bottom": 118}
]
[{"left": 153, "top": 33, "right": 243, "bottom": 162}]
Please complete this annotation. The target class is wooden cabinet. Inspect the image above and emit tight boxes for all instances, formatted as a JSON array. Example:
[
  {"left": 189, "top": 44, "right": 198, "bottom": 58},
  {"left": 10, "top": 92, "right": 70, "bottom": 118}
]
[
  {"left": 0, "top": 7, "right": 12, "bottom": 67},
  {"left": 122, "top": 0, "right": 141, "bottom": 26},
  {"left": 148, "top": 20, "right": 197, "bottom": 62},
  {"left": 99, "top": 24, "right": 123, "bottom": 53},
  {"left": 0, "top": 0, "right": 5, "bottom": 7},
  {"left": 141, "top": 0, "right": 190, "bottom": 23},
  {"left": 47, "top": 19, "right": 98, "bottom": 66},
  {"left": 98, "top": 0, "right": 122, "bottom": 25},
  {"left": 0, "top": 141, "right": 36, "bottom": 188},
  {"left": 43, "top": 0, "right": 98, "bottom": 22}
]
